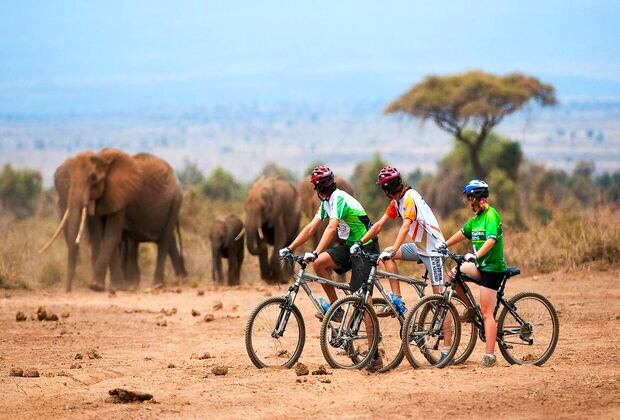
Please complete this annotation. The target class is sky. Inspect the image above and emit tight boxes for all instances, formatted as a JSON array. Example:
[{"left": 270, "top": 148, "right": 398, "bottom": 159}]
[{"left": 1, "top": 0, "right": 619, "bottom": 114}]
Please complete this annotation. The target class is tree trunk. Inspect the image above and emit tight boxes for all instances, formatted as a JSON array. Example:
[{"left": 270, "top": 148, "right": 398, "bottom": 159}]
[{"left": 467, "top": 142, "right": 485, "bottom": 179}]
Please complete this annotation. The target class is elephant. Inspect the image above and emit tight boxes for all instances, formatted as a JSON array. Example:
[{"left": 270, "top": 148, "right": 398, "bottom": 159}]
[
  {"left": 40, "top": 148, "right": 187, "bottom": 291},
  {"left": 209, "top": 214, "right": 244, "bottom": 286},
  {"left": 298, "top": 176, "right": 354, "bottom": 247},
  {"left": 244, "top": 177, "right": 301, "bottom": 284}
]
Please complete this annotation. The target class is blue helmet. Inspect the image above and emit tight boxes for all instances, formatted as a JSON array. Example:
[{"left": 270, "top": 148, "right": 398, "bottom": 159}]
[{"left": 463, "top": 179, "right": 489, "bottom": 199}]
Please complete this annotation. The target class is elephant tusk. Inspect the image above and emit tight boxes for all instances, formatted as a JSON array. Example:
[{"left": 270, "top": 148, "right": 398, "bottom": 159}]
[
  {"left": 39, "top": 208, "right": 70, "bottom": 253},
  {"left": 75, "top": 206, "right": 88, "bottom": 245},
  {"left": 257, "top": 228, "right": 264, "bottom": 241},
  {"left": 234, "top": 227, "right": 245, "bottom": 241}
]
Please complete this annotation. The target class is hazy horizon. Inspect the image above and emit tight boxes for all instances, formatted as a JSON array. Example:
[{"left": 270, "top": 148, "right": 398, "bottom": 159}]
[{"left": 1, "top": 1, "right": 619, "bottom": 114}]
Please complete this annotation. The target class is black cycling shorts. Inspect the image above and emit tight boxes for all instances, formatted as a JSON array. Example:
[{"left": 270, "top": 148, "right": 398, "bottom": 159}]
[
  {"left": 476, "top": 270, "right": 506, "bottom": 291},
  {"left": 325, "top": 241, "right": 380, "bottom": 292}
]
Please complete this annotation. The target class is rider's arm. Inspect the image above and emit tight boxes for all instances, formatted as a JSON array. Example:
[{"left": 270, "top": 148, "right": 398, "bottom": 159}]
[
  {"left": 445, "top": 230, "right": 466, "bottom": 247},
  {"left": 288, "top": 215, "right": 322, "bottom": 251},
  {"left": 315, "top": 218, "right": 339, "bottom": 254},
  {"left": 474, "top": 238, "right": 496, "bottom": 259},
  {"left": 389, "top": 217, "right": 412, "bottom": 252},
  {"left": 359, "top": 214, "right": 390, "bottom": 244}
]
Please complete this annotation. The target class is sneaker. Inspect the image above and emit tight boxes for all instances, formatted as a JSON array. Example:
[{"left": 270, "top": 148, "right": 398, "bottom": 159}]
[
  {"left": 481, "top": 354, "right": 497, "bottom": 367},
  {"left": 461, "top": 305, "right": 479, "bottom": 323},
  {"left": 315, "top": 307, "right": 344, "bottom": 322},
  {"left": 367, "top": 354, "right": 384, "bottom": 373}
]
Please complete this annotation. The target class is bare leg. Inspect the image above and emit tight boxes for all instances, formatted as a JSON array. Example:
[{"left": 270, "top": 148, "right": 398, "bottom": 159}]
[
  {"left": 480, "top": 286, "right": 498, "bottom": 354},
  {"left": 384, "top": 249, "right": 402, "bottom": 296},
  {"left": 313, "top": 253, "right": 339, "bottom": 303}
]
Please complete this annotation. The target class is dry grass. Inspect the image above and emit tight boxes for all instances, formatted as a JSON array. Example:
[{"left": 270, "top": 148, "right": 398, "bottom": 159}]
[{"left": 1, "top": 198, "right": 618, "bottom": 290}]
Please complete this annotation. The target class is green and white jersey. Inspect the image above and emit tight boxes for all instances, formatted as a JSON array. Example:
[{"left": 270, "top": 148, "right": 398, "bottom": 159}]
[
  {"left": 461, "top": 206, "right": 507, "bottom": 272},
  {"left": 317, "top": 189, "right": 372, "bottom": 246}
]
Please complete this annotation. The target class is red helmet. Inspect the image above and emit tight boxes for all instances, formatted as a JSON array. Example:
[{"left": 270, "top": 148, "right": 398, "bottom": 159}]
[
  {"left": 377, "top": 166, "right": 403, "bottom": 194},
  {"left": 376, "top": 166, "right": 401, "bottom": 186},
  {"left": 310, "top": 165, "right": 335, "bottom": 187}
]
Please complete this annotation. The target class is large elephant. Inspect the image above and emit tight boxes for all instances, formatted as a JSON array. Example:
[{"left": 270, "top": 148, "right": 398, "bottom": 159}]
[
  {"left": 209, "top": 214, "right": 244, "bottom": 286},
  {"left": 244, "top": 177, "right": 301, "bottom": 284},
  {"left": 40, "top": 149, "right": 186, "bottom": 291},
  {"left": 298, "top": 176, "right": 354, "bottom": 247}
]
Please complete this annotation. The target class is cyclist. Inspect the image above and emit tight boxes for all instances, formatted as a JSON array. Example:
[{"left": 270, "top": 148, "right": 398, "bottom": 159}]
[
  {"left": 440, "top": 179, "right": 507, "bottom": 368},
  {"left": 279, "top": 165, "right": 382, "bottom": 370},
  {"left": 353, "top": 166, "right": 446, "bottom": 314}
]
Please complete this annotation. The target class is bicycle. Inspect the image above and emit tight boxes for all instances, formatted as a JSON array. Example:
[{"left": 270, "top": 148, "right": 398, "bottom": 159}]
[
  {"left": 403, "top": 249, "right": 560, "bottom": 367},
  {"left": 244, "top": 252, "right": 353, "bottom": 368},
  {"left": 319, "top": 248, "right": 463, "bottom": 371}
]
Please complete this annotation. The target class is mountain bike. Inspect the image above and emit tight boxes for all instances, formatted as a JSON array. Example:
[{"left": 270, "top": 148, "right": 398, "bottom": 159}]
[
  {"left": 319, "top": 248, "right": 464, "bottom": 371},
  {"left": 245, "top": 252, "right": 352, "bottom": 368},
  {"left": 403, "top": 249, "right": 560, "bottom": 367}
]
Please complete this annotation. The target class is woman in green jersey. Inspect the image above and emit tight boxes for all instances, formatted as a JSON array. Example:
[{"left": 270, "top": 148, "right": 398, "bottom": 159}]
[{"left": 441, "top": 179, "right": 507, "bottom": 367}]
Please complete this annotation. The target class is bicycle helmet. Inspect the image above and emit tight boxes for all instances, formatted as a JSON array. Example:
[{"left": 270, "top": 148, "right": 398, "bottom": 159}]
[
  {"left": 377, "top": 166, "right": 404, "bottom": 195},
  {"left": 310, "top": 165, "right": 336, "bottom": 198},
  {"left": 463, "top": 179, "right": 489, "bottom": 199},
  {"left": 310, "top": 165, "right": 334, "bottom": 186}
]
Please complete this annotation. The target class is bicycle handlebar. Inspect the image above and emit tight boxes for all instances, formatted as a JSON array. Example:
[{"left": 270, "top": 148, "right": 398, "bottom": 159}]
[
  {"left": 351, "top": 248, "right": 382, "bottom": 264},
  {"left": 279, "top": 252, "right": 307, "bottom": 267},
  {"left": 435, "top": 248, "right": 466, "bottom": 264}
]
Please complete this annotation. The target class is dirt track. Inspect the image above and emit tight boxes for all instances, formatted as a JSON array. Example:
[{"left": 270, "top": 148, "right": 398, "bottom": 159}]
[{"left": 1, "top": 268, "right": 619, "bottom": 419}]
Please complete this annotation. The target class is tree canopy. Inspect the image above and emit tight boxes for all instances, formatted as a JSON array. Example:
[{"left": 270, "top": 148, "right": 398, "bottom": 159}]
[{"left": 385, "top": 70, "right": 556, "bottom": 178}]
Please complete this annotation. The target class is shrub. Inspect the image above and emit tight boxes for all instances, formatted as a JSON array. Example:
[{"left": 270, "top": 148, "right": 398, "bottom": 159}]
[
  {"left": 201, "top": 167, "right": 243, "bottom": 200},
  {"left": 351, "top": 153, "right": 388, "bottom": 221},
  {"left": 0, "top": 164, "right": 43, "bottom": 218}
]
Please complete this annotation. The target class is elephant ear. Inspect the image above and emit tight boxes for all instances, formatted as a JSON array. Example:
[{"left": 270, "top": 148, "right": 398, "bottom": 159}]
[
  {"left": 54, "top": 157, "right": 73, "bottom": 211},
  {"left": 97, "top": 149, "right": 143, "bottom": 214}
]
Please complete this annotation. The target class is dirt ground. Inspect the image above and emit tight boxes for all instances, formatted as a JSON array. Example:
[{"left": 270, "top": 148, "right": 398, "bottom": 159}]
[{"left": 1, "top": 267, "right": 619, "bottom": 419}]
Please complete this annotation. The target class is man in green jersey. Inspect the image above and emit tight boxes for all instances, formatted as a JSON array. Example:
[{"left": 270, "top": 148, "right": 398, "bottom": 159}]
[
  {"left": 441, "top": 179, "right": 507, "bottom": 367},
  {"left": 279, "top": 165, "right": 382, "bottom": 370}
]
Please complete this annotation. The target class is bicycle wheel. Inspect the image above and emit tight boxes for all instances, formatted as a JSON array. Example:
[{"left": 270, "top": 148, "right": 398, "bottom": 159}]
[
  {"left": 451, "top": 296, "right": 478, "bottom": 365},
  {"left": 497, "top": 291, "right": 559, "bottom": 366},
  {"left": 401, "top": 294, "right": 461, "bottom": 369},
  {"left": 320, "top": 295, "right": 380, "bottom": 370},
  {"left": 245, "top": 297, "right": 305, "bottom": 368},
  {"left": 371, "top": 297, "right": 404, "bottom": 372}
]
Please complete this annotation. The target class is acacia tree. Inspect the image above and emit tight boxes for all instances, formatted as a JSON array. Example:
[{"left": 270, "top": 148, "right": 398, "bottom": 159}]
[{"left": 385, "top": 71, "right": 556, "bottom": 178}]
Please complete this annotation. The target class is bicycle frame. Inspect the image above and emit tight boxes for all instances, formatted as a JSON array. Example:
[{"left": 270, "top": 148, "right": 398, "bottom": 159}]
[
  {"left": 445, "top": 254, "right": 531, "bottom": 345},
  {"left": 272, "top": 256, "right": 351, "bottom": 337}
]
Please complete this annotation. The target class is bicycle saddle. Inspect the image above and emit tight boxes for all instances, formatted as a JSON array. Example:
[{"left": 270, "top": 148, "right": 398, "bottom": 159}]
[{"left": 505, "top": 267, "right": 521, "bottom": 278}]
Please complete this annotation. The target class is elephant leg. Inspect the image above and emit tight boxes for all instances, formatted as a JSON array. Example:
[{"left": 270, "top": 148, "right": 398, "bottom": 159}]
[
  {"left": 258, "top": 247, "right": 270, "bottom": 281},
  {"left": 91, "top": 212, "right": 124, "bottom": 292},
  {"left": 124, "top": 238, "right": 141, "bottom": 287},
  {"left": 168, "top": 234, "right": 187, "bottom": 278},
  {"left": 234, "top": 242, "right": 244, "bottom": 285},
  {"left": 88, "top": 216, "right": 103, "bottom": 273},
  {"left": 212, "top": 248, "right": 224, "bottom": 284},
  {"left": 66, "top": 244, "right": 79, "bottom": 293},
  {"left": 153, "top": 241, "right": 168, "bottom": 286},
  {"left": 109, "top": 244, "right": 125, "bottom": 290},
  {"left": 269, "top": 216, "right": 288, "bottom": 284},
  {"left": 227, "top": 249, "right": 240, "bottom": 286}
]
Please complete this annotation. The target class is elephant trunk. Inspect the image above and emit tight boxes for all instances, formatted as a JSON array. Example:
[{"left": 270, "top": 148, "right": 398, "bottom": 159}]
[{"left": 245, "top": 221, "right": 265, "bottom": 256}]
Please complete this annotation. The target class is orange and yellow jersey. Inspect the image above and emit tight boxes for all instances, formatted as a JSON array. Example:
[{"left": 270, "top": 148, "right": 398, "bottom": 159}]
[{"left": 385, "top": 188, "right": 444, "bottom": 256}]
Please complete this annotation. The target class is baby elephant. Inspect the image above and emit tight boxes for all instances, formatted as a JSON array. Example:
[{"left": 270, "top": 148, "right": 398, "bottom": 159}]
[{"left": 209, "top": 214, "right": 245, "bottom": 285}]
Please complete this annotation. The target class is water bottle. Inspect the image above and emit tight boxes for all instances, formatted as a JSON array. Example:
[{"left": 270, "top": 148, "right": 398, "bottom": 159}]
[
  {"left": 390, "top": 293, "right": 407, "bottom": 315},
  {"left": 319, "top": 297, "right": 330, "bottom": 314}
]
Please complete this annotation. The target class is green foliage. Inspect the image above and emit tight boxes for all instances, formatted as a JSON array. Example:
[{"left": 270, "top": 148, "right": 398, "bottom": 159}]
[
  {"left": 177, "top": 160, "right": 205, "bottom": 188},
  {"left": 351, "top": 153, "right": 388, "bottom": 221},
  {"left": 596, "top": 171, "right": 620, "bottom": 203},
  {"left": 200, "top": 166, "right": 243, "bottom": 201},
  {"left": 0, "top": 164, "right": 43, "bottom": 218},
  {"left": 259, "top": 162, "right": 297, "bottom": 182},
  {"left": 421, "top": 132, "right": 523, "bottom": 218}
]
